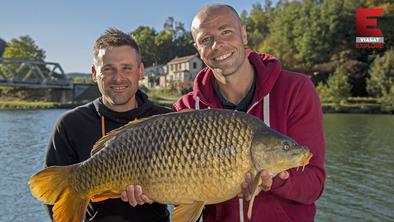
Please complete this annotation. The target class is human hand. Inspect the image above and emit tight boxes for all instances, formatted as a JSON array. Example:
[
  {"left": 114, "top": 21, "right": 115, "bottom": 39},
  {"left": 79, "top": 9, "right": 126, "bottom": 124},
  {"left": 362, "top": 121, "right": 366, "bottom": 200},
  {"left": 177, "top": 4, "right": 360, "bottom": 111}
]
[
  {"left": 239, "top": 170, "right": 289, "bottom": 200},
  {"left": 120, "top": 185, "right": 153, "bottom": 207}
]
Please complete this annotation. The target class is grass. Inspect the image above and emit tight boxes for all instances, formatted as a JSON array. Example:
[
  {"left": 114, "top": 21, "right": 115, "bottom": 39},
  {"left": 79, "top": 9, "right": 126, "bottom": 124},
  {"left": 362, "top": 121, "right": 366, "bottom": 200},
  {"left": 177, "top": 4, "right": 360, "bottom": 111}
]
[
  {"left": 321, "top": 97, "right": 392, "bottom": 113},
  {"left": 0, "top": 100, "right": 79, "bottom": 110}
]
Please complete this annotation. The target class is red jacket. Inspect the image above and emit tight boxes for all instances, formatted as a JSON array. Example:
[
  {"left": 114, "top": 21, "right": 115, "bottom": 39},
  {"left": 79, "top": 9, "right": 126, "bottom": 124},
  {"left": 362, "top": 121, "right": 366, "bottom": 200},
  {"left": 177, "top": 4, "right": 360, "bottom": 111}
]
[{"left": 173, "top": 50, "right": 325, "bottom": 222}]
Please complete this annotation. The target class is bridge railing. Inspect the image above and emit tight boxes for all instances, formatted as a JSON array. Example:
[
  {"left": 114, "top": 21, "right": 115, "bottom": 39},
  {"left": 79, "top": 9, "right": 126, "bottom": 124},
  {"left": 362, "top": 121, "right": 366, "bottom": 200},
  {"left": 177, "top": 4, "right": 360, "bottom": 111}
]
[{"left": 0, "top": 58, "right": 72, "bottom": 89}]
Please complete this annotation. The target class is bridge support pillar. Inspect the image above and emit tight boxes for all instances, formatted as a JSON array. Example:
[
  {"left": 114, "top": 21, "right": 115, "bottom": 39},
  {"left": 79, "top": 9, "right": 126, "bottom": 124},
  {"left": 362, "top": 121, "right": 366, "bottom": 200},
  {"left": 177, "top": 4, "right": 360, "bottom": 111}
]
[{"left": 48, "top": 89, "right": 73, "bottom": 103}]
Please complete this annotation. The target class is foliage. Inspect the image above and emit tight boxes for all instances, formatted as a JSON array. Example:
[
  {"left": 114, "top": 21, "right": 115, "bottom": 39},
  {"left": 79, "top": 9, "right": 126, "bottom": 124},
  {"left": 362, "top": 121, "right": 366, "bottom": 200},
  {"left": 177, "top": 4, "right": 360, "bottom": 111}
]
[
  {"left": 366, "top": 49, "right": 394, "bottom": 97},
  {"left": 130, "top": 17, "right": 195, "bottom": 67},
  {"left": 175, "top": 81, "right": 193, "bottom": 95},
  {"left": 1, "top": 35, "right": 47, "bottom": 80},
  {"left": 380, "top": 85, "right": 394, "bottom": 112},
  {"left": 317, "top": 65, "right": 351, "bottom": 104},
  {"left": 0, "top": 38, "right": 6, "bottom": 57},
  {"left": 3, "top": 35, "right": 45, "bottom": 61}
]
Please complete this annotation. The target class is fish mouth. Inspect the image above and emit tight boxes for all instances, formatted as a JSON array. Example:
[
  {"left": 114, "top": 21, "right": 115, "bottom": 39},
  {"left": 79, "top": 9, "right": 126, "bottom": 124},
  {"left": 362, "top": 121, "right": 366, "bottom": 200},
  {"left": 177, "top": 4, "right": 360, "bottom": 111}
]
[{"left": 297, "top": 152, "right": 313, "bottom": 171}]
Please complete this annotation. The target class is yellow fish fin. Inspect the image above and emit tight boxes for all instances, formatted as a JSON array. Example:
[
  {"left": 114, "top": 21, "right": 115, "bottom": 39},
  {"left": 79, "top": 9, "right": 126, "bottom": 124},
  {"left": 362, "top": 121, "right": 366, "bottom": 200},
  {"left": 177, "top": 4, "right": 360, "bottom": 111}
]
[
  {"left": 28, "top": 165, "right": 89, "bottom": 222},
  {"left": 91, "top": 117, "right": 148, "bottom": 155},
  {"left": 247, "top": 172, "right": 263, "bottom": 219},
  {"left": 172, "top": 201, "right": 205, "bottom": 222},
  {"left": 91, "top": 190, "right": 121, "bottom": 202}
]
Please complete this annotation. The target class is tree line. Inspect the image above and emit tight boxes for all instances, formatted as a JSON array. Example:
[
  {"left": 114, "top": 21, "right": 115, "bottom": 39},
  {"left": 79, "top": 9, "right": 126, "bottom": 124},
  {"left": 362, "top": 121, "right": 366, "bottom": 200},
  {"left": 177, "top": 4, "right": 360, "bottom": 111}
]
[{"left": 1, "top": 0, "right": 393, "bottom": 111}]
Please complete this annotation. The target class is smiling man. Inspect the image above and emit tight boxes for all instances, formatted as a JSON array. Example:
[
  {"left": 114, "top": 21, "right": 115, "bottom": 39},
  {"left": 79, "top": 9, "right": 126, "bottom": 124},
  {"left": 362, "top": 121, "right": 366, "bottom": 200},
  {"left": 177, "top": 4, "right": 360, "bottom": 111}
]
[
  {"left": 173, "top": 4, "right": 326, "bottom": 222},
  {"left": 44, "top": 28, "right": 171, "bottom": 222}
]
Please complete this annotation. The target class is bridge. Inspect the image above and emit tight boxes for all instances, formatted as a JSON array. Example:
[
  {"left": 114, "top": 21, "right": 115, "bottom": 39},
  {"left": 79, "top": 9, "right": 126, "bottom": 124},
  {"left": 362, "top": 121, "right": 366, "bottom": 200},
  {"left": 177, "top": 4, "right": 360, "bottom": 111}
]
[{"left": 0, "top": 58, "right": 96, "bottom": 102}]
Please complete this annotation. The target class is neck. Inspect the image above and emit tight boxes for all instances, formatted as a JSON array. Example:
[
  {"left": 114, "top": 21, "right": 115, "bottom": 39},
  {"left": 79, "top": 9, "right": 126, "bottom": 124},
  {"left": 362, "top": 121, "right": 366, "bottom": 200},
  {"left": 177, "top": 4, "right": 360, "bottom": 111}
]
[
  {"left": 214, "top": 60, "right": 254, "bottom": 105},
  {"left": 103, "top": 97, "right": 137, "bottom": 112}
]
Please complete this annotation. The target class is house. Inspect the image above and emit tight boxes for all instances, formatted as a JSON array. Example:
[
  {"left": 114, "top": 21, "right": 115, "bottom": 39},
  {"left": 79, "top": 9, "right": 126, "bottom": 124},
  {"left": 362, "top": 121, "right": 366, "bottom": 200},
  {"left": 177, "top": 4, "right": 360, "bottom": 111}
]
[
  {"left": 140, "top": 64, "right": 167, "bottom": 88},
  {"left": 160, "top": 54, "right": 203, "bottom": 88}
]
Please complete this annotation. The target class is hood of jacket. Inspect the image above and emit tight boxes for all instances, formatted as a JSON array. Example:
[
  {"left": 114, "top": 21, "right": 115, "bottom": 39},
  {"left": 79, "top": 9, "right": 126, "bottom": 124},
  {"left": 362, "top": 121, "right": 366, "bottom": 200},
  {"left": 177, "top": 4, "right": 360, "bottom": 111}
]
[{"left": 191, "top": 50, "right": 282, "bottom": 107}]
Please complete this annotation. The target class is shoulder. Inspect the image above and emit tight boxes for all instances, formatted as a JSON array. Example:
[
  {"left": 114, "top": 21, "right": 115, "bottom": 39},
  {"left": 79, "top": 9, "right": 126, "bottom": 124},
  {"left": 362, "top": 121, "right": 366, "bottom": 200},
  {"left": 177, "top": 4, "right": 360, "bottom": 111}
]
[
  {"left": 142, "top": 101, "right": 172, "bottom": 117},
  {"left": 56, "top": 102, "right": 96, "bottom": 128},
  {"left": 277, "top": 70, "right": 316, "bottom": 92},
  {"left": 147, "top": 103, "right": 173, "bottom": 115}
]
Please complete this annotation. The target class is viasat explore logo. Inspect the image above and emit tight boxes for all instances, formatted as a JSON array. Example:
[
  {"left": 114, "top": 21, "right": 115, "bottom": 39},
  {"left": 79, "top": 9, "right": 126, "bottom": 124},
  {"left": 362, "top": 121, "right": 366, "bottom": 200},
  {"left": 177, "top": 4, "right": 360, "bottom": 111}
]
[{"left": 355, "top": 8, "right": 385, "bottom": 49}]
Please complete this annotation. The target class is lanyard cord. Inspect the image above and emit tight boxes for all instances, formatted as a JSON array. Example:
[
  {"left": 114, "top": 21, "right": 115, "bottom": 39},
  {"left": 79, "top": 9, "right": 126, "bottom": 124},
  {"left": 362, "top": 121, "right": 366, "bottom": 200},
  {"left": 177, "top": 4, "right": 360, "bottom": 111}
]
[{"left": 101, "top": 115, "right": 106, "bottom": 137}]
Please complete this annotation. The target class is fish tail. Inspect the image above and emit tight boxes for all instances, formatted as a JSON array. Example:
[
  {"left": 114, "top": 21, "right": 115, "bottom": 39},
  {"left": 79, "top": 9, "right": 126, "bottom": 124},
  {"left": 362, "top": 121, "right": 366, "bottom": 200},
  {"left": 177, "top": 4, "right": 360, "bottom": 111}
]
[{"left": 28, "top": 165, "right": 89, "bottom": 222}]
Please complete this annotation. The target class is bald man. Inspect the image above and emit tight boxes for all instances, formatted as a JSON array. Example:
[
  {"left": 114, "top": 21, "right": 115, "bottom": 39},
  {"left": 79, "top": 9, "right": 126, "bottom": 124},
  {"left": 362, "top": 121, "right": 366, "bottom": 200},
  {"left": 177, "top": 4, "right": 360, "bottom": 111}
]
[{"left": 173, "top": 4, "right": 326, "bottom": 222}]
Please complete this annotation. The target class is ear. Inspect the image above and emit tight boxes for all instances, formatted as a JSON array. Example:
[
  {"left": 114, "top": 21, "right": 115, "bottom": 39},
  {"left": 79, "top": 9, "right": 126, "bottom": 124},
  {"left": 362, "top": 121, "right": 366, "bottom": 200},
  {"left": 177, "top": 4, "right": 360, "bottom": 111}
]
[
  {"left": 241, "top": 25, "right": 248, "bottom": 46},
  {"left": 138, "top": 63, "right": 144, "bottom": 80},
  {"left": 91, "top": 66, "right": 97, "bottom": 82}
]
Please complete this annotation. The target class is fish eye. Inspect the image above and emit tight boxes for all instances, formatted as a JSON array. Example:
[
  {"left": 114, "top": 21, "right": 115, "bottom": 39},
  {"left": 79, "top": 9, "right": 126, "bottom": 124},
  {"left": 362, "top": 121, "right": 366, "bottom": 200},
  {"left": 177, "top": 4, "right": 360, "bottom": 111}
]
[{"left": 283, "top": 142, "right": 290, "bottom": 151}]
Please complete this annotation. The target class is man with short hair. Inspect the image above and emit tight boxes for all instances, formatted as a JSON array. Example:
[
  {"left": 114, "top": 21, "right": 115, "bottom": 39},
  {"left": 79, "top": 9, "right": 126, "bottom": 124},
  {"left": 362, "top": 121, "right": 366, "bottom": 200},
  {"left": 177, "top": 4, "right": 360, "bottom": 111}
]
[
  {"left": 173, "top": 4, "right": 325, "bottom": 222},
  {"left": 45, "top": 28, "right": 171, "bottom": 222}
]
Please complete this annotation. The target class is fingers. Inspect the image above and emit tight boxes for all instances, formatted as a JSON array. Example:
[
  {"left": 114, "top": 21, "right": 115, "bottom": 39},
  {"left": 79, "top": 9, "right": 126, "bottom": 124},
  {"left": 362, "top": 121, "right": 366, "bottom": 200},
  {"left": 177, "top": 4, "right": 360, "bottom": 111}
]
[
  {"left": 259, "top": 170, "right": 272, "bottom": 192},
  {"left": 141, "top": 194, "right": 153, "bottom": 204},
  {"left": 278, "top": 171, "right": 289, "bottom": 180},
  {"left": 239, "top": 173, "right": 253, "bottom": 200},
  {"left": 121, "top": 185, "right": 152, "bottom": 207}
]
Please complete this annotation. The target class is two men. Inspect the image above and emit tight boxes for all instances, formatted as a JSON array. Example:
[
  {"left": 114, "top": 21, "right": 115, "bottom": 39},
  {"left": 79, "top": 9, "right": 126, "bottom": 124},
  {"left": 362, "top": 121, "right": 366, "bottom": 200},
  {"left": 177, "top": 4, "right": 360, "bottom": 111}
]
[{"left": 45, "top": 3, "right": 325, "bottom": 222}]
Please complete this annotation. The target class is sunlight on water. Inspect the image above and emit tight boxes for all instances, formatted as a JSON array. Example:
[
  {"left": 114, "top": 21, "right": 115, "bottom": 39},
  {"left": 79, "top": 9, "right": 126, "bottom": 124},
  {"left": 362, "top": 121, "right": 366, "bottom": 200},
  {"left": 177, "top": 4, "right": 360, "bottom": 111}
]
[{"left": 0, "top": 111, "right": 393, "bottom": 221}]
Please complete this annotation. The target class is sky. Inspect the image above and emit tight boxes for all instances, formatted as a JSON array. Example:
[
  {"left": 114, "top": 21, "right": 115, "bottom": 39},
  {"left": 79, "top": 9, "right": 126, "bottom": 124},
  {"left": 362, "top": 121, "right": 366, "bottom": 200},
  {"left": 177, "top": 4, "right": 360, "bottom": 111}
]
[{"left": 1, "top": 0, "right": 260, "bottom": 73}]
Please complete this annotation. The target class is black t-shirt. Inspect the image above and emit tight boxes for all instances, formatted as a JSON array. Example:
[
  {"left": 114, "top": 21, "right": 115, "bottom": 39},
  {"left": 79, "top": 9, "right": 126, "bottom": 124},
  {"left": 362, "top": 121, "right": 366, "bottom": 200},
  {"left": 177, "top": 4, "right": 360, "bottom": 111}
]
[
  {"left": 45, "top": 90, "right": 172, "bottom": 222},
  {"left": 212, "top": 74, "right": 256, "bottom": 112}
]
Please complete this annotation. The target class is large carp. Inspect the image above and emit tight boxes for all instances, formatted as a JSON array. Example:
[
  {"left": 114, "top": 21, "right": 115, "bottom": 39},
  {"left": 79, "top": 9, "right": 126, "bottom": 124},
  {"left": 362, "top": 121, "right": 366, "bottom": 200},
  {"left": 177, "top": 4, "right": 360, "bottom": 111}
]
[{"left": 29, "top": 109, "right": 312, "bottom": 222}]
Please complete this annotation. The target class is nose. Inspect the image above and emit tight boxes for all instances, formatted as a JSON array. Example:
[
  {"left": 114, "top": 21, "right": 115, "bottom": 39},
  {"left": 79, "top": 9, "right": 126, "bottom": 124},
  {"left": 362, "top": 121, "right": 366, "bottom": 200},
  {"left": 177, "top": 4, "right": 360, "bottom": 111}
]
[
  {"left": 112, "top": 69, "right": 123, "bottom": 81},
  {"left": 212, "top": 37, "right": 224, "bottom": 50}
]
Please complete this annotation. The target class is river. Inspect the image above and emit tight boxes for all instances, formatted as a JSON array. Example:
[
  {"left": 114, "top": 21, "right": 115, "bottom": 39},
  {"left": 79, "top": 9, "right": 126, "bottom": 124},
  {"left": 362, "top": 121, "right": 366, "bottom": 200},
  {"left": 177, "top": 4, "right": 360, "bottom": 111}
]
[{"left": 0, "top": 109, "right": 393, "bottom": 221}]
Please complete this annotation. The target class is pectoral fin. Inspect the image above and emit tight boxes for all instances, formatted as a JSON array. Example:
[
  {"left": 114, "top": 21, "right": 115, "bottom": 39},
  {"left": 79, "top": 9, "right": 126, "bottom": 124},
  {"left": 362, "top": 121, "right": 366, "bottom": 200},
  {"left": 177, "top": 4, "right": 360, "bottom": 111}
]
[
  {"left": 172, "top": 201, "right": 205, "bottom": 222},
  {"left": 247, "top": 173, "right": 263, "bottom": 219},
  {"left": 91, "top": 190, "right": 121, "bottom": 202}
]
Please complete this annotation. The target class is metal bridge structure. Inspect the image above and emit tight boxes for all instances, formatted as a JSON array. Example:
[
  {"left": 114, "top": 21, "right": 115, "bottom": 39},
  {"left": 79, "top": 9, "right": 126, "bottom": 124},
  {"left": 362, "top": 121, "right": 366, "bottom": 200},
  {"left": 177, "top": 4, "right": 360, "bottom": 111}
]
[{"left": 0, "top": 58, "right": 95, "bottom": 102}]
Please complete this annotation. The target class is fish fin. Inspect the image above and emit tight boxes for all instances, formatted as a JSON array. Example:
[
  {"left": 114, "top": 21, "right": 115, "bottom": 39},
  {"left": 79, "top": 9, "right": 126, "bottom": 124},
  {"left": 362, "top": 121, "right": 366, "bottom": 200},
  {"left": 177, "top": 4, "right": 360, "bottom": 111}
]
[
  {"left": 91, "top": 113, "right": 166, "bottom": 155},
  {"left": 91, "top": 190, "right": 121, "bottom": 202},
  {"left": 172, "top": 201, "right": 205, "bottom": 222},
  {"left": 29, "top": 165, "right": 89, "bottom": 222},
  {"left": 247, "top": 173, "right": 263, "bottom": 219}
]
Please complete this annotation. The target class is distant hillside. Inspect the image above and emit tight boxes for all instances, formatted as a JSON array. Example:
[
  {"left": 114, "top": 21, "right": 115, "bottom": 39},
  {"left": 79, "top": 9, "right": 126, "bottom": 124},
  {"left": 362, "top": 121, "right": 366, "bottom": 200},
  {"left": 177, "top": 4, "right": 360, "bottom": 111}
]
[
  {"left": 66, "top": 72, "right": 93, "bottom": 84},
  {"left": 66, "top": 72, "right": 91, "bottom": 78}
]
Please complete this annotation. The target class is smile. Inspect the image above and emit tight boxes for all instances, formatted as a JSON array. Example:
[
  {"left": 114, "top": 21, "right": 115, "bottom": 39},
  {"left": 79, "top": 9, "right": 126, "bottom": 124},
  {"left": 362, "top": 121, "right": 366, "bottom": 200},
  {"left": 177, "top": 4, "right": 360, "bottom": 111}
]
[
  {"left": 214, "top": 52, "right": 233, "bottom": 61},
  {"left": 111, "top": 85, "right": 128, "bottom": 91}
]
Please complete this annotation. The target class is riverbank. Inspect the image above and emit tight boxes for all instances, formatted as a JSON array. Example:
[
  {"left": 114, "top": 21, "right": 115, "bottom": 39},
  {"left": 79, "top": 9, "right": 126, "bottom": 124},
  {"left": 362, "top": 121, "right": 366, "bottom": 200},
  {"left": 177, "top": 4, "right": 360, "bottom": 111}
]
[{"left": 1, "top": 99, "right": 393, "bottom": 114}]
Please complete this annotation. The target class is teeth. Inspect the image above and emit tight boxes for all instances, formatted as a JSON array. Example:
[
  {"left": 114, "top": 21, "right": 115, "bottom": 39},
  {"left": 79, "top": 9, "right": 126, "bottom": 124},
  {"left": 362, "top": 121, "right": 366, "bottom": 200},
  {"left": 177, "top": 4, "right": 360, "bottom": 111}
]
[
  {"left": 112, "top": 86, "right": 127, "bottom": 90},
  {"left": 215, "top": 53, "right": 232, "bottom": 61}
]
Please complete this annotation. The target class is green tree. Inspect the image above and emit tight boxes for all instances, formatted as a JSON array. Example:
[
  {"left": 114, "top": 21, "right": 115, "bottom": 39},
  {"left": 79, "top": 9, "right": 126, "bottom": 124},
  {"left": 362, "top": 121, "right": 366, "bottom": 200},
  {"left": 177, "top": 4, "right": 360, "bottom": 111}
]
[
  {"left": 3, "top": 35, "right": 45, "bottom": 61},
  {"left": 130, "top": 17, "right": 195, "bottom": 67},
  {"left": 367, "top": 49, "right": 394, "bottom": 97},
  {"left": 131, "top": 26, "right": 159, "bottom": 67},
  {"left": 317, "top": 65, "right": 351, "bottom": 104},
  {"left": 380, "top": 85, "right": 394, "bottom": 112},
  {"left": 0, "top": 38, "right": 6, "bottom": 57},
  {"left": 1, "top": 35, "right": 46, "bottom": 81}
]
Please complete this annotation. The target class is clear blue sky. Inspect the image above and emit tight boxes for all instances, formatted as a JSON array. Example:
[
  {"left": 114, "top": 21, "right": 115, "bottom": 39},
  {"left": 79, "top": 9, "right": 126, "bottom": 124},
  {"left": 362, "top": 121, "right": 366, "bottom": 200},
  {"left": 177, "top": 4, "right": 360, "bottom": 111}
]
[{"left": 1, "top": 0, "right": 262, "bottom": 73}]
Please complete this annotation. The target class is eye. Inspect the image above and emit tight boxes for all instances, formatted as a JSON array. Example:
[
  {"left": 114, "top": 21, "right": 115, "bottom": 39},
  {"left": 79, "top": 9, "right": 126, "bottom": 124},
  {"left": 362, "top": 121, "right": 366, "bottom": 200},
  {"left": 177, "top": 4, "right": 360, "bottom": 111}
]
[
  {"left": 283, "top": 142, "right": 290, "bottom": 151},
  {"left": 200, "top": 36, "right": 212, "bottom": 45},
  {"left": 101, "top": 66, "right": 114, "bottom": 74},
  {"left": 223, "top": 30, "right": 232, "bottom": 35}
]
